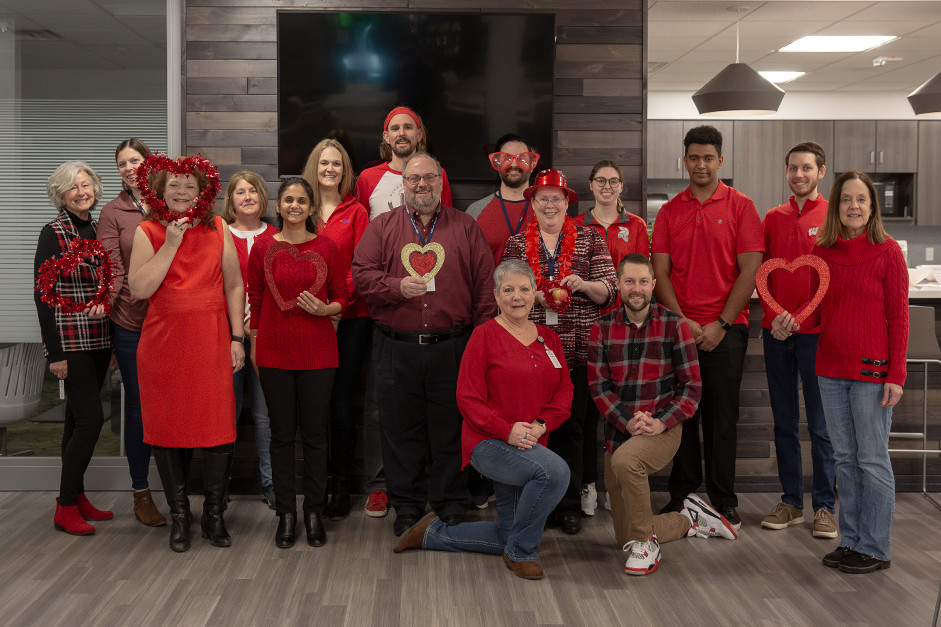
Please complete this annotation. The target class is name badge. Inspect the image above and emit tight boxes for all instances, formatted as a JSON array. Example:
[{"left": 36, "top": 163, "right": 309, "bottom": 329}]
[
  {"left": 426, "top": 276, "right": 436, "bottom": 292},
  {"left": 544, "top": 308, "right": 558, "bottom": 325},
  {"left": 544, "top": 347, "right": 563, "bottom": 369}
]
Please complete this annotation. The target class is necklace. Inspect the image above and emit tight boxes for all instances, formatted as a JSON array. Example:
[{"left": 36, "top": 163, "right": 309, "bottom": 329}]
[{"left": 524, "top": 216, "right": 576, "bottom": 313}]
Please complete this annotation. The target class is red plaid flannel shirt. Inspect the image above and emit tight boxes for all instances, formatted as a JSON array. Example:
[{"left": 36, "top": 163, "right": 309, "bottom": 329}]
[{"left": 588, "top": 303, "right": 701, "bottom": 453}]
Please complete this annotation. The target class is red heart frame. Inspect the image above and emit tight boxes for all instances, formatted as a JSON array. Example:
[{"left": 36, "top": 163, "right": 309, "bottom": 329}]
[
  {"left": 409, "top": 250, "right": 436, "bottom": 276},
  {"left": 543, "top": 281, "right": 572, "bottom": 314},
  {"left": 755, "top": 254, "right": 830, "bottom": 325},
  {"left": 36, "top": 238, "right": 113, "bottom": 315},
  {"left": 263, "top": 241, "right": 327, "bottom": 311},
  {"left": 135, "top": 154, "right": 221, "bottom": 224}
]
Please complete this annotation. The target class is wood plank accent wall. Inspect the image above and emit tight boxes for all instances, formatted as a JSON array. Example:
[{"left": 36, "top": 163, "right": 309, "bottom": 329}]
[{"left": 183, "top": 0, "right": 646, "bottom": 214}]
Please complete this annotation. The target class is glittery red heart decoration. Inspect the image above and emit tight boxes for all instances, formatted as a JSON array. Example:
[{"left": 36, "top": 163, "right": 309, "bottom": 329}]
[
  {"left": 409, "top": 251, "right": 436, "bottom": 276},
  {"left": 543, "top": 281, "right": 572, "bottom": 314},
  {"left": 756, "top": 254, "right": 830, "bottom": 325},
  {"left": 36, "top": 238, "right": 113, "bottom": 315},
  {"left": 135, "top": 154, "right": 221, "bottom": 224},
  {"left": 263, "top": 241, "right": 327, "bottom": 311}
]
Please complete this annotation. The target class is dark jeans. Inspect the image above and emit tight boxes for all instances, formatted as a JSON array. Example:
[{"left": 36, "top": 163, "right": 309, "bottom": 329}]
[
  {"left": 668, "top": 324, "right": 748, "bottom": 509},
  {"left": 233, "top": 340, "right": 271, "bottom": 486},
  {"left": 764, "top": 332, "right": 835, "bottom": 513},
  {"left": 373, "top": 327, "right": 469, "bottom": 518},
  {"left": 548, "top": 365, "right": 591, "bottom": 515},
  {"left": 59, "top": 348, "right": 112, "bottom": 505},
  {"left": 113, "top": 324, "right": 151, "bottom": 490},
  {"left": 259, "top": 366, "right": 335, "bottom": 516},
  {"left": 330, "top": 317, "right": 372, "bottom": 479}
]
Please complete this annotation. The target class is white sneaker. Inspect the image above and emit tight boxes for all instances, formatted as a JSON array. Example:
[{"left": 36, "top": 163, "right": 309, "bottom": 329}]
[
  {"left": 580, "top": 482, "right": 597, "bottom": 517},
  {"left": 603, "top": 491, "right": 611, "bottom": 511},
  {"left": 681, "top": 494, "right": 738, "bottom": 540},
  {"left": 623, "top": 535, "right": 660, "bottom": 576}
]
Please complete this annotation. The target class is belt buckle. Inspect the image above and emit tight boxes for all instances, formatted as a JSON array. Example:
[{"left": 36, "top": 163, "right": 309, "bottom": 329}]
[{"left": 418, "top": 334, "right": 433, "bottom": 345}]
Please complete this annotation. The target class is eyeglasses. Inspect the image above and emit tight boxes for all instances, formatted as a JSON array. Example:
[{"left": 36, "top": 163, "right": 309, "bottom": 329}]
[
  {"left": 533, "top": 196, "right": 567, "bottom": 207},
  {"left": 404, "top": 173, "right": 441, "bottom": 185},
  {"left": 489, "top": 152, "right": 540, "bottom": 172},
  {"left": 591, "top": 177, "right": 622, "bottom": 188}
]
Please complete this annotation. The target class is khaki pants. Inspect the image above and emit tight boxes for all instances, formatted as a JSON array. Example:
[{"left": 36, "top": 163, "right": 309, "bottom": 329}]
[{"left": 605, "top": 425, "right": 691, "bottom": 545}]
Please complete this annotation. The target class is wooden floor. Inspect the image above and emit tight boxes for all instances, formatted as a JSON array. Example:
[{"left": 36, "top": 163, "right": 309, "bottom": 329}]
[{"left": 1, "top": 491, "right": 939, "bottom": 626}]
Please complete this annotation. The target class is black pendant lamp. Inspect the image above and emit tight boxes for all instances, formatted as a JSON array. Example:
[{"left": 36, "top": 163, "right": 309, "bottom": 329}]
[{"left": 908, "top": 71, "right": 941, "bottom": 118}]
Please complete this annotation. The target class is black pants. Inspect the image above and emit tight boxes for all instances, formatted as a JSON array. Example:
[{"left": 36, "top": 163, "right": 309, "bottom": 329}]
[
  {"left": 667, "top": 324, "right": 748, "bottom": 508},
  {"left": 259, "top": 367, "right": 335, "bottom": 516},
  {"left": 373, "top": 328, "right": 469, "bottom": 518},
  {"left": 548, "top": 365, "right": 591, "bottom": 515},
  {"left": 59, "top": 348, "right": 112, "bottom": 505}
]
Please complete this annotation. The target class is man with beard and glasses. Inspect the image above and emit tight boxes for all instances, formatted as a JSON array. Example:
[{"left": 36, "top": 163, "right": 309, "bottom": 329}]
[
  {"left": 588, "top": 253, "right": 737, "bottom": 577},
  {"left": 352, "top": 152, "right": 496, "bottom": 537},
  {"left": 354, "top": 106, "right": 453, "bottom": 221},
  {"left": 466, "top": 133, "right": 539, "bottom": 266}
]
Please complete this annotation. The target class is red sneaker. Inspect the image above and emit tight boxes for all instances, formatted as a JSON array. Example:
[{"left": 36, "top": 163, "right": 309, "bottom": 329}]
[
  {"left": 76, "top": 493, "right": 114, "bottom": 521},
  {"left": 54, "top": 499, "right": 95, "bottom": 535},
  {"left": 364, "top": 490, "right": 389, "bottom": 518}
]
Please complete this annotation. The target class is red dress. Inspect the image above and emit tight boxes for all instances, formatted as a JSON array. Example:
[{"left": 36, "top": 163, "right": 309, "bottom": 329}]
[{"left": 138, "top": 216, "right": 236, "bottom": 447}]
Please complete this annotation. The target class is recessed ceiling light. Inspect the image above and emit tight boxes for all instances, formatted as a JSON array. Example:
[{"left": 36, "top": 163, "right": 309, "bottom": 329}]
[
  {"left": 780, "top": 36, "right": 896, "bottom": 53},
  {"left": 758, "top": 71, "right": 805, "bottom": 84}
]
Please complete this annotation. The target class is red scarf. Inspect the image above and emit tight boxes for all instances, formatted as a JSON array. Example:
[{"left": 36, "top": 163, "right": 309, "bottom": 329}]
[{"left": 524, "top": 216, "right": 576, "bottom": 313}]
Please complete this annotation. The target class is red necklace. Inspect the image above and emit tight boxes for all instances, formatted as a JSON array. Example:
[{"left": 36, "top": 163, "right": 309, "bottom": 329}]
[{"left": 524, "top": 216, "right": 576, "bottom": 312}]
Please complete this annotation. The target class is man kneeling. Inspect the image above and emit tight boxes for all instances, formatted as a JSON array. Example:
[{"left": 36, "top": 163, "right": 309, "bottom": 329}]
[{"left": 588, "top": 253, "right": 737, "bottom": 576}]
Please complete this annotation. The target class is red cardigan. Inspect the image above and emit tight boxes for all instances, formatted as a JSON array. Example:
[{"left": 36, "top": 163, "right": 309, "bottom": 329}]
[
  {"left": 456, "top": 319, "right": 574, "bottom": 468},
  {"left": 247, "top": 235, "right": 349, "bottom": 370},
  {"left": 318, "top": 195, "right": 370, "bottom": 319},
  {"left": 813, "top": 234, "right": 909, "bottom": 386}
]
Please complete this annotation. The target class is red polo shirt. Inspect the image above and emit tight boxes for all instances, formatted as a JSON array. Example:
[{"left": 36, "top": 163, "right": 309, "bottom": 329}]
[
  {"left": 651, "top": 181, "right": 763, "bottom": 326},
  {"left": 760, "top": 194, "right": 828, "bottom": 333}
]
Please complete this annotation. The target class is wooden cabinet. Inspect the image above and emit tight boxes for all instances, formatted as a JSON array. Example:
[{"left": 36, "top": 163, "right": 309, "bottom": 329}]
[
  {"left": 732, "top": 120, "right": 783, "bottom": 216},
  {"left": 647, "top": 120, "right": 684, "bottom": 178},
  {"left": 782, "top": 120, "right": 835, "bottom": 201},
  {"left": 833, "top": 120, "right": 917, "bottom": 173},
  {"left": 917, "top": 121, "right": 941, "bottom": 226}
]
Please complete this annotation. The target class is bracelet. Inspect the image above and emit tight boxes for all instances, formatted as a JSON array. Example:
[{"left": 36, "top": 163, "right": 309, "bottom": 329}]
[{"left": 231, "top": 334, "right": 245, "bottom": 344}]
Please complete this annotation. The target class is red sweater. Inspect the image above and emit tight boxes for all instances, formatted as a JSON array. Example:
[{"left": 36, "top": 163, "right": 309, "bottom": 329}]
[
  {"left": 318, "top": 195, "right": 370, "bottom": 319},
  {"left": 247, "top": 235, "right": 349, "bottom": 370},
  {"left": 760, "top": 195, "right": 827, "bottom": 333},
  {"left": 813, "top": 234, "right": 909, "bottom": 386},
  {"left": 456, "top": 319, "right": 574, "bottom": 468}
]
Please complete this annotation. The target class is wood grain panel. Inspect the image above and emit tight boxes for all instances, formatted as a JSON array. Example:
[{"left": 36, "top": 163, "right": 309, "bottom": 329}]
[
  {"left": 187, "top": 24, "right": 276, "bottom": 42},
  {"left": 555, "top": 44, "right": 642, "bottom": 63},
  {"left": 189, "top": 146, "right": 241, "bottom": 164},
  {"left": 187, "top": 130, "right": 277, "bottom": 147},
  {"left": 188, "top": 0, "right": 403, "bottom": 6},
  {"left": 186, "top": 60, "right": 277, "bottom": 78},
  {"left": 187, "top": 94, "right": 277, "bottom": 112},
  {"left": 554, "top": 113, "right": 642, "bottom": 132},
  {"left": 555, "top": 9, "right": 643, "bottom": 26},
  {"left": 556, "top": 61, "right": 641, "bottom": 79},
  {"left": 556, "top": 130, "right": 640, "bottom": 149},
  {"left": 187, "top": 6, "right": 277, "bottom": 25},
  {"left": 247, "top": 77, "right": 277, "bottom": 94},
  {"left": 554, "top": 78, "right": 583, "bottom": 96},
  {"left": 187, "top": 111, "right": 277, "bottom": 130},
  {"left": 187, "top": 42, "right": 277, "bottom": 60},
  {"left": 186, "top": 77, "right": 248, "bottom": 95},
  {"left": 583, "top": 78, "right": 643, "bottom": 97},
  {"left": 557, "top": 26, "right": 642, "bottom": 45},
  {"left": 554, "top": 96, "right": 643, "bottom": 114}
]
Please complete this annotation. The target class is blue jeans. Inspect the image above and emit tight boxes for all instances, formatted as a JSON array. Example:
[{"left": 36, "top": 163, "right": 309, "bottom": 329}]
[
  {"left": 113, "top": 325, "right": 151, "bottom": 490},
  {"left": 422, "top": 439, "right": 569, "bottom": 562},
  {"left": 764, "top": 332, "right": 835, "bottom": 512},
  {"left": 233, "top": 341, "right": 272, "bottom": 486},
  {"left": 817, "top": 376, "right": 895, "bottom": 561}
]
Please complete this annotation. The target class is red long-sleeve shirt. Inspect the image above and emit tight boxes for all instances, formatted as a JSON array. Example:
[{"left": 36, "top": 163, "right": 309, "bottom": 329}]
[{"left": 319, "top": 195, "right": 370, "bottom": 319}]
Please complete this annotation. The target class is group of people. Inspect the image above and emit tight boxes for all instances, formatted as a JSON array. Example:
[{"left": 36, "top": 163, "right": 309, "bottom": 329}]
[{"left": 35, "top": 106, "right": 908, "bottom": 580}]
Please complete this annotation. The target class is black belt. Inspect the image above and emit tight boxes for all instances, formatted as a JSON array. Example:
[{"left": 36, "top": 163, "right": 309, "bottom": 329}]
[{"left": 377, "top": 324, "right": 471, "bottom": 345}]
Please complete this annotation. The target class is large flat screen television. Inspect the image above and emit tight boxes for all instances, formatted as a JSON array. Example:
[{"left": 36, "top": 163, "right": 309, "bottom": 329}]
[{"left": 277, "top": 12, "right": 555, "bottom": 181}]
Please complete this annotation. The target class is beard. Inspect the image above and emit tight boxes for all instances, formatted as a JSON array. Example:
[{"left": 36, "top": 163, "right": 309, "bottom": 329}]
[
  {"left": 624, "top": 293, "right": 652, "bottom": 313},
  {"left": 500, "top": 167, "right": 528, "bottom": 189},
  {"left": 405, "top": 186, "right": 441, "bottom": 215},
  {"left": 391, "top": 139, "right": 415, "bottom": 158}
]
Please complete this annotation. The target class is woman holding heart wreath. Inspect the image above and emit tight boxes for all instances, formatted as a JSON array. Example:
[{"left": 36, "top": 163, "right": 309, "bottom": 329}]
[
  {"left": 502, "top": 168, "right": 618, "bottom": 535},
  {"left": 34, "top": 161, "right": 115, "bottom": 536},
  {"left": 247, "top": 176, "right": 348, "bottom": 549},
  {"left": 128, "top": 155, "right": 246, "bottom": 553}
]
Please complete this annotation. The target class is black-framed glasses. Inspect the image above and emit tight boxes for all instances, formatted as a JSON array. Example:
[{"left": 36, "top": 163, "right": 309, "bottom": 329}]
[
  {"left": 404, "top": 173, "right": 441, "bottom": 185},
  {"left": 591, "top": 176, "right": 622, "bottom": 188},
  {"left": 489, "top": 152, "right": 540, "bottom": 171}
]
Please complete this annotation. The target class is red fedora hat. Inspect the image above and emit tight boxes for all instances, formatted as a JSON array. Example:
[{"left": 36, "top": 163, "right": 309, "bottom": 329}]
[{"left": 523, "top": 168, "right": 578, "bottom": 204}]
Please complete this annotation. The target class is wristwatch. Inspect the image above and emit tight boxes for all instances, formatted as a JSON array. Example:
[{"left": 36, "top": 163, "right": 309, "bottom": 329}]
[
  {"left": 534, "top": 419, "right": 546, "bottom": 427},
  {"left": 716, "top": 317, "right": 731, "bottom": 331},
  {"left": 231, "top": 334, "right": 245, "bottom": 344}
]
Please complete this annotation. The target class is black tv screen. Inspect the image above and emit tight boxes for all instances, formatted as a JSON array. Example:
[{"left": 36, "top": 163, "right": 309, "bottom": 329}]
[{"left": 277, "top": 12, "right": 555, "bottom": 181}]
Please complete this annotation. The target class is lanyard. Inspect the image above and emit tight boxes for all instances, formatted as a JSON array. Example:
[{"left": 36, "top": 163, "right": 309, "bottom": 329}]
[
  {"left": 406, "top": 206, "right": 439, "bottom": 247},
  {"left": 129, "top": 194, "right": 146, "bottom": 216},
  {"left": 539, "top": 231, "right": 563, "bottom": 280},
  {"left": 497, "top": 192, "right": 529, "bottom": 237}
]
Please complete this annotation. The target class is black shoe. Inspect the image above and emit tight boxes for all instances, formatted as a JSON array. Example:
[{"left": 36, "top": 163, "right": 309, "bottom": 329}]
[
  {"left": 822, "top": 546, "right": 855, "bottom": 568},
  {"left": 559, "top": 512, "right": 582, "bottom": 535},
  {"left": 718, "top": 505, "right": 742, "bottom": 531},
  {"left": 304, "top": 512, "right": 326, "bottom": 547},
  {"left": 439, "top": 512, "right": 465, "bottom": 526},
  {"left": 153, "top": 447, "right": 193, "bottom": 553},
  {"left": 838, "top": 551, "right": 890, "bottom": 574},
  {"left": 658, "top": 499, "right": 684, "bottom": 515},
  {"left": 168, "top": 506, "right": 191, "bottom": 553},
  {"left": 275, "top": 513, "right": 297, "bottom": 549},
  {"left": 325, "top": 480, "right": 351, "bottom": 521},
  {"left": 201, "top": 448, "right": 234, "bottom": 548},
  {"left": 393, "top": 514, "right": 420, "bottom": 537},
  {"left": 262, "top": 484, "right": 276, "bottom": 511}
]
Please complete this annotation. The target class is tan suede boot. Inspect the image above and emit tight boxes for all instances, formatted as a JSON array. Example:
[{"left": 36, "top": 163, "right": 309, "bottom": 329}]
[{"left": 133, "top": 489, "right": 167, "bottom": 527}]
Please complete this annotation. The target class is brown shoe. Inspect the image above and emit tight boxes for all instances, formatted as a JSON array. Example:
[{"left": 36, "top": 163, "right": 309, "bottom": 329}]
[
  {"left": 503, "top": 554, "right": 544, "bottom": 580},
  {"left": 393, "top": 513, "right": 436, "bottom": 553},
  {"left": 134, "top": 489, "right": 167, "bottom": 527}
]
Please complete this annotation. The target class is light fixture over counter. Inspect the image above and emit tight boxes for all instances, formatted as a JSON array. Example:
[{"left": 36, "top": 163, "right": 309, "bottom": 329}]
[{"left": 908, "top": 71, "right": 941, "bottom": 118}]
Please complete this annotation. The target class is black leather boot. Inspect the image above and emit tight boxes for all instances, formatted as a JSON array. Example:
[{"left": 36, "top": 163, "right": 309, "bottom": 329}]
[
  {"left": 275, "top": 512, "right": 297, "bottom": 549},
  {"left": 154, "top": 447, "right": 192, "bottom": 553},
  {"left": 304, "top": 511, "right": 326, "bottom": 547},
  {"left": 326, "top": 428, "right": 354, "bottom": 521},
  {"left": 201, "top": 445, "right": 234, "bottom": 548}
]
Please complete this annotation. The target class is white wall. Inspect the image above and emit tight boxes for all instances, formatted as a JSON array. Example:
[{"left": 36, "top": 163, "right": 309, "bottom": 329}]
[{"left": 649, "top": 91, "right": 919, "bottom": 120}]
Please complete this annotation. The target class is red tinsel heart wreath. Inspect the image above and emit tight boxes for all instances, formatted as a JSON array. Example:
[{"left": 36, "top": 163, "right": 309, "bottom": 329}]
[
  {"left": 35, "top": 238, "right": 113, "bottom": 315},
  {"left": 263, "top": 241, "right": 328, "bottom": 311},
  {"left": 543, "top": 281, "right": 572, "bottom": 314},
  {"left": 755, "top": 254, "right": 830, "bottom": 325},
  {"left": 135, "top": 154, "right": 221, "bottom": 224}
]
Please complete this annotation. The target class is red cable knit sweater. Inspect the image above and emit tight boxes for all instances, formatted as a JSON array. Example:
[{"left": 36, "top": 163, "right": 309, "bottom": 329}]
[{"left": 812, "top": 233, "right": 909, "bottom": 386}]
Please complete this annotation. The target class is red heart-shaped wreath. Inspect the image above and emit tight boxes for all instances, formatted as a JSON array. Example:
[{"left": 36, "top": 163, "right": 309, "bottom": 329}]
[
  {"left": 135, "top": 154, "right": 221, "bottom": 223},
  {"left": 543, "top": 281, "right": 572, "bottom": 314},
  {"left": 755, "top": 254, "right": 830, "bottom": 326},
  {"left": 263, "top": 241, "right": 328, "bottom": 311},
  {"left": 35, "top": 238, "right": 114, "bottom": 315}
]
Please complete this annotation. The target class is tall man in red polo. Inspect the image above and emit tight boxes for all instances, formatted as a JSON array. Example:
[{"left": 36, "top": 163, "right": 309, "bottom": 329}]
[
  {"left": 352, "top": 152, "right": 496, "bottom": 536},
  {"left": 651, "top": 125, "right": 763, "bottom": 530},
  {"left": 354, "top": 106, "right": 453, "bottom": 220}
]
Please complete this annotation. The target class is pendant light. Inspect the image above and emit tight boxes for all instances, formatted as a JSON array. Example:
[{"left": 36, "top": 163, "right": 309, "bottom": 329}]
[
  {"left": 692, "top": 7, "right": 785, "bottom": 116},
  {"left": 908, "top": 71, "right": 941, "bottom": 118}
]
